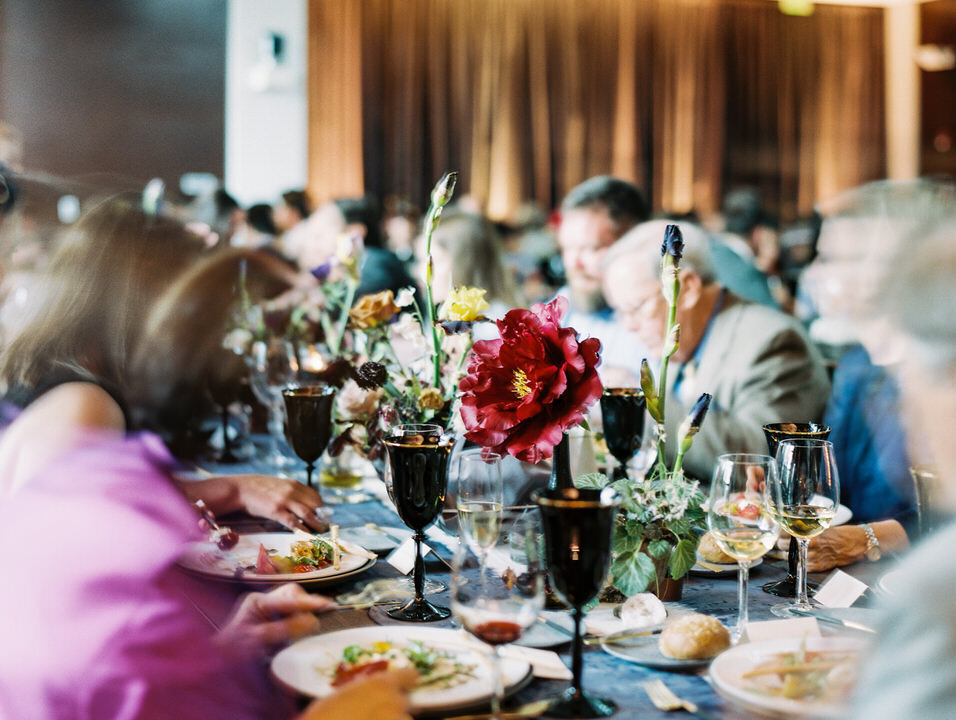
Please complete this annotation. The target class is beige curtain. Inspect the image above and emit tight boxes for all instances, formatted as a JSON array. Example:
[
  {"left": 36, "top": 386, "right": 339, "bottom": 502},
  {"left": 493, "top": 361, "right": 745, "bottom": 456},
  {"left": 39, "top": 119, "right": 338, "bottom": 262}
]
[{"left": 308, "top": 0, "right": 885, "bottom": 221}]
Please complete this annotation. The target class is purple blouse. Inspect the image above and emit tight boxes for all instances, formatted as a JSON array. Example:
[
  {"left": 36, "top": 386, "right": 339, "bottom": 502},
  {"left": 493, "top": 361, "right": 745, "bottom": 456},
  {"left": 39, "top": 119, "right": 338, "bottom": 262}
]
[{"left": 0, "top": 431, "right": 294, "bottom": 720}]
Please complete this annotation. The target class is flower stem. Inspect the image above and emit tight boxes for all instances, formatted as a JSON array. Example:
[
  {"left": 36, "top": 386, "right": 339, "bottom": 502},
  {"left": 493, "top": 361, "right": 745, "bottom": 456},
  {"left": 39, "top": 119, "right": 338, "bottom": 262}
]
[{"left": 656, "top": 300, "right": 678, "bottom": 470}]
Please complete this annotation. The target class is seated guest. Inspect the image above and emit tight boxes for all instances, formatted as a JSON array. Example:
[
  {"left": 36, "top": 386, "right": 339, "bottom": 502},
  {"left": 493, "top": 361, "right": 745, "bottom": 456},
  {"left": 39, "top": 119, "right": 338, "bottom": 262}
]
[
  {"left": 602, "top": 219, "right": 830, "bottom": 481},
  {"left": 850, "top": 203, "right": 956, "bottom": 720},
  {"left": 556, "top": 175, "right": 653, "bottom": 384},
  {"left": 273, "top": 188, "right": 312, "bottom": 259},
  {"left": 0, "top": 197, "right": 413, "bottom": 720}
]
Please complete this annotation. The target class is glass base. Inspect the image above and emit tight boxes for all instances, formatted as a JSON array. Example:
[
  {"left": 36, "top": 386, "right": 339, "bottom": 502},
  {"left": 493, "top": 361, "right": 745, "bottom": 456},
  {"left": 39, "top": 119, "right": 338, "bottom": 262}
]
[
  {"left": 770, "top": 601, "right": 814, "bottom": 619},
  {"left": 386, "top": 597, "right": 451, "bottom": 622},
  {"left": 545, "top": 688, "right": 617, "bottom": 718},
  {"left": 762, "top": 576, "right": 820, "bottom": 598}
]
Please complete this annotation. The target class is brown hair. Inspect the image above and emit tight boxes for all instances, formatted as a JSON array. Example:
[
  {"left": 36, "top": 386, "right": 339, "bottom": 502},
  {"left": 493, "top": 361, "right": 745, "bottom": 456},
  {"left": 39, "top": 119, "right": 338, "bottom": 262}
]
[{"left": 0, "top": 194, "right": 296, "bottom": 432}]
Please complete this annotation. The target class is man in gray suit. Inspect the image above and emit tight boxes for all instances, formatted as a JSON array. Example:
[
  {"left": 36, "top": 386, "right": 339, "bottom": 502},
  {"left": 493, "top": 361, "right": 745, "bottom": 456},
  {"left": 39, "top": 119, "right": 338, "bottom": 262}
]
[{"left": 601, "top": 219, "right": 830, "bottom": 481}]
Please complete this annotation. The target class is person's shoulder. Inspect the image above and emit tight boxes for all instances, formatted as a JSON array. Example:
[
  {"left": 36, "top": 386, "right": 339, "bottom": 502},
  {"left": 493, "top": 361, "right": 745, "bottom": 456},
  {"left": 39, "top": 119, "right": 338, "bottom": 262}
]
[{"left": 31, "top": 382, "right": 126, "bottom": 434}]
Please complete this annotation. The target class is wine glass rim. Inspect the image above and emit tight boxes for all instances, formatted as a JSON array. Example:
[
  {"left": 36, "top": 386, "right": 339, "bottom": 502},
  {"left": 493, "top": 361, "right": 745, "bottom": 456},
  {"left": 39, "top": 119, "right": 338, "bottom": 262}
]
[
  {"left": 601, "top": 387, "right": 645, "bottom": 397},
  {"left": 458, "top": 448, "right": 503, "bottom": 462},
  {"left": 762, "top": 422, "right": 830, "bottom": 434},
  {"left": 775, "top": 438, "right": 834, "bottom": 448},
  {"left": 282, "top": 384, "right": 336, "bottom": 397},
  {"left": 716, "top": 452, "right": 776, "bottom": 464},
  {"left": 532, "top": 487, "right": 621, "bottom": 508}
]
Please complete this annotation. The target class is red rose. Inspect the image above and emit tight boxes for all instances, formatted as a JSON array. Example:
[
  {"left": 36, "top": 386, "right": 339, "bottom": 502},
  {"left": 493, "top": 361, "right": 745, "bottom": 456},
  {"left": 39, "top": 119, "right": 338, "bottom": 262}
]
[{"left": 458, "top": 296, "right": 603, "bottom": 463}]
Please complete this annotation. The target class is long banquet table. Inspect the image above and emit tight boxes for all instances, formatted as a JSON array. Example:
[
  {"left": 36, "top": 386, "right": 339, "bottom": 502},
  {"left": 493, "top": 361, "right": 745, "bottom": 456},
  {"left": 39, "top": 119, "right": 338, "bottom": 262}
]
[{"left": 194, "top": 456, "right": 890, "bottom": 720}]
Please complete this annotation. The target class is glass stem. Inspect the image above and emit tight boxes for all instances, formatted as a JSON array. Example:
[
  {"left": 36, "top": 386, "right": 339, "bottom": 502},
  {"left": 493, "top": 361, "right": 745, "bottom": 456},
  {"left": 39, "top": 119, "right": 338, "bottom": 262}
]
[
  {"left": 736, "top": 560, "right": 750, "bottom": 640},
  {"left": 491, "top": 645, "right": 504, "bottom": 720},
  {"left": 305, "top": 461, "right": 315, "bottom": 489},
  {"left": 413, "top": 532, "right": 426, "bottom": 602},
  {"left": 795, "top": 538, "right": 810, "bottom": 608},
  {"left": 571, "top": 607, "right": 584, "bottom": 699}
]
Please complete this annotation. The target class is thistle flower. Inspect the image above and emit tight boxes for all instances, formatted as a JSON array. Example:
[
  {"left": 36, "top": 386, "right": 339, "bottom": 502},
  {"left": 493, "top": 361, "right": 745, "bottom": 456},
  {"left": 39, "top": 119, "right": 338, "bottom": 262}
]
[{"left": 353, "top": 361, "right": 388, "bottom": 390}]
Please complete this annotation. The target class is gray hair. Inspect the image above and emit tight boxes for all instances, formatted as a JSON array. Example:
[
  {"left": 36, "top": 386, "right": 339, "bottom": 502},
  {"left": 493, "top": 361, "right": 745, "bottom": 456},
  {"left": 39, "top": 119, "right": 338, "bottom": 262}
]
[
  {"left": 603, "top": 219, "right": 718, "bottom": 285},
  {"left": 879, "top": 216, "right": 956, "bottom": 372}
]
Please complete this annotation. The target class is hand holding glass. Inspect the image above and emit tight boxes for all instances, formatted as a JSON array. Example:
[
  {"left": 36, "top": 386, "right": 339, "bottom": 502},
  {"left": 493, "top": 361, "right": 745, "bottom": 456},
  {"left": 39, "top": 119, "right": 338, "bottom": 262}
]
[{"left": 707, "top": 454, "right": 780, "bottom": 641}]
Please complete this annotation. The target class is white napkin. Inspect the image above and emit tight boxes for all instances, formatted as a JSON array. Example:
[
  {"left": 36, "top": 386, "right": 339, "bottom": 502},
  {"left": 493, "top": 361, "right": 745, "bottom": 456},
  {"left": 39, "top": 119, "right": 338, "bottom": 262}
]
[{"left": 501, "top": 645, "right": 572, "bottom": 680}]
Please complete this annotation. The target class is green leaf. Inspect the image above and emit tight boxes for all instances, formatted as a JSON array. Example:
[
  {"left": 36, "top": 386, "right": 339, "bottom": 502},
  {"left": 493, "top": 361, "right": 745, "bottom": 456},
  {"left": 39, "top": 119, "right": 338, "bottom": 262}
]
[
  {"left": 625, "top": 521, "right": 646, "bottom": 539},
  {"left": 611, "top": 550, "right": 656, "bottom": 597},
  {"left": 670, "top": 538, "right": 698, "bottom": 580},
  {"left": 613, "top": 529, "right": 640, "bottom": 557},
  {"left": 574, "top": 472, "right": 609, "bottom": 490},
  {"left": 647, "top": 539, "right": 672, "bottom": 561}
]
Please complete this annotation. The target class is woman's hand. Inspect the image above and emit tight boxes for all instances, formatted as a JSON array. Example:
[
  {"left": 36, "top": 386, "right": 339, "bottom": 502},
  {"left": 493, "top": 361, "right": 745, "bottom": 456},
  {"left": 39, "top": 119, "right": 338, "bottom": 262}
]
[
  {"left": 177, "top": 473, "right": 328, "bottom": 531},
  {"left": 215, "top": 583, "right": 335, "bottom": 659},
  {"left": 298, "top": 667, "right": 418, "bottom": 720}
]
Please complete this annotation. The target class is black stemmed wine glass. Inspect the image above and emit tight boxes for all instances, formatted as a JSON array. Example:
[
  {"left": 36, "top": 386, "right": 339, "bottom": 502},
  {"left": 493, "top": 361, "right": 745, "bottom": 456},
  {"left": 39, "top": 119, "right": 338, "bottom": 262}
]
[
  {"left": 281, "top": 385, "right": 336, "bottom": 488},
  {"left": 208, "top": 348, "right": 251, "bottom": 463},
  {"left": 534, "top": 487, "right": 621, "bottom": 718},
  {"left": 599, "top": 388, "right": 646, "bottom": 480},
  {"left": 383, "top": 423, "right": 455, "bottom": 622},
  {"left": 761, "top": 423, "right": 831, "bottom": 598}
]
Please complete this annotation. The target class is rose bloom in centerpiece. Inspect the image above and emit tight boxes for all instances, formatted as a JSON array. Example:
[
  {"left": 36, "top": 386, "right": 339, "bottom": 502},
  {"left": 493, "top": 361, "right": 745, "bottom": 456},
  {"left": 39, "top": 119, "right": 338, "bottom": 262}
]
[{"left": 458, "top": 295, "right": 603, "bottom": 463}]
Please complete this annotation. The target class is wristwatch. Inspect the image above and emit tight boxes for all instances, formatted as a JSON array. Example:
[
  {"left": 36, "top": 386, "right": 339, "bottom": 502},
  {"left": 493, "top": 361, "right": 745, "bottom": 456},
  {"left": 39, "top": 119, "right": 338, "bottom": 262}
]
[{"left": 860, "top": 523, "right": 882, "bottom": 561}]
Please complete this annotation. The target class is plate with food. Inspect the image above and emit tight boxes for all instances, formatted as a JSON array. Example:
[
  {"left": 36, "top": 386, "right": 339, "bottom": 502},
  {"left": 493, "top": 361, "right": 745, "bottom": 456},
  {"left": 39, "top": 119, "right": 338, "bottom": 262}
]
[
  {"left": 710, "top": 635, "right": 867, "bottom": 719},
  {"left": 270, "top": 626, "right": 532, "bottom": 714},
  {"left": 690, "top": 530, "right": 763, "bottom": 576},
  {"left": 178, "top": 530, "right": 376, "bottom": 587},
  {"left": 601, "top": 613, "right": 731, "bottom": 671}
]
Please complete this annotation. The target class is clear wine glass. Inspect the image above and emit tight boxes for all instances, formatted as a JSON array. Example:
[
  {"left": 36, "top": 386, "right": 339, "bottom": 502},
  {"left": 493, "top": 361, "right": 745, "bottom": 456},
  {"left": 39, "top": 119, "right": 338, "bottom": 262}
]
[
  {"left": 247, "top": 338, "right": 299, "bottom": 472},
  {"left": 383, "top": 423, "right": 455, "bottom": 622},
  {"left": 767, "top": 438, "right": 840, "bottom": 618},
  {"left": 456, "top": 449, "right": 504, "bottom": 575},
  {"left": 761, "top": 423, "right": 831, "bottom": 598},
  {"left": 599, "top": 388, "right": 646, "bottom": 480},
  {"left": 534, "top": 487, "right": 621, "bottom": 718},
  {"left": 707, "top": 454, "right": 780, "bottom": 642},
  {"left": 281, "top": 385, "right": 336, "bottom": 488},
  {"left": 451, "top": 512, "right": 545, "bottom": 719}
]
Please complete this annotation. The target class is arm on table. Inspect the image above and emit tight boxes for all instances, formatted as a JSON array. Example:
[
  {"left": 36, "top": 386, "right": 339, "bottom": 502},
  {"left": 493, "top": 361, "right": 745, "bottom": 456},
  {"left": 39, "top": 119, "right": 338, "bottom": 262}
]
[
  {"left": 777, "top": 520, "right": 910, "bottom": 572},
  {"left": 175, "top": 473, "right": 328, "bottom": 531}
]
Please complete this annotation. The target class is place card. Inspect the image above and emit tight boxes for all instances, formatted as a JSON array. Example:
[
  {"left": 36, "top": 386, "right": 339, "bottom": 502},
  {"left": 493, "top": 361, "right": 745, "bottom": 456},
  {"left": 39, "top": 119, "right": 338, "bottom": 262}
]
[
  {"left": 386, "top": 537, "right": 435, "bottom": 575},
  {"left": 813, "top": 569, "right": 869, "bottom": 608},
  {"left": 745, "top": 617, "right": 821, "bottom": 643}
]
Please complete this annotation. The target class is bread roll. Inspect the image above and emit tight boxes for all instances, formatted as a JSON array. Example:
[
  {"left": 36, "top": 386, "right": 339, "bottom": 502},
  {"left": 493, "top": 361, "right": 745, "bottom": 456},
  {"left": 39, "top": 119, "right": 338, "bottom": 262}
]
[
  {"left": 697, "top": 531, "right": 737, "bottom": 565},
  {"left": 658, "top": 613, "right": 731, "bottom": 660}
]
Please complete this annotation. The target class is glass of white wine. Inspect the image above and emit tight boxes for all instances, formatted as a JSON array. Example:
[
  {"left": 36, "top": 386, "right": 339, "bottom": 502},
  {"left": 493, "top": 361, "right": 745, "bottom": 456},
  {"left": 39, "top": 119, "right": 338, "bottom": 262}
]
[
  {"left": 456, "top": 449, "right": 504, "bottom": 575},
  {"left": 707, "top": 454, "right": 780, "bottom": 642},
  {"left": 767, "top": 438, "right": 840, "bottom": 618}
]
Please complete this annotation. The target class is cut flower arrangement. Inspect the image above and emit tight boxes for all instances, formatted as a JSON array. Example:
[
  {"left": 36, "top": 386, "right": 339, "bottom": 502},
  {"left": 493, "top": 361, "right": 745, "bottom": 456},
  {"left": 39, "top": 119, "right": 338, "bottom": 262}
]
[{"left": 576, "top": 224, "right": 712, "bottom": 598}]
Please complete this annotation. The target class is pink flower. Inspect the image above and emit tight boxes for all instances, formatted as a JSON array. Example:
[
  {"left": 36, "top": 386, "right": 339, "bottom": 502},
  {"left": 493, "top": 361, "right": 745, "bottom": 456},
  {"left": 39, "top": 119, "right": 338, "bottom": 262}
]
[{"left": 458, "top": 296, "right": 603, "bottom": 463}]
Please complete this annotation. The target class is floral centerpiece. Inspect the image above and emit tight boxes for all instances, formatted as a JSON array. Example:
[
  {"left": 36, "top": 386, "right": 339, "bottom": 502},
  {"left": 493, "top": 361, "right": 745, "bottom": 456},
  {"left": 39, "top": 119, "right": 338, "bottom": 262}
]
[
  {"left": 328, "top": 172, "right": 492, "bottom": 461},
  {"left": 576, "top": 224, "right": 712, "bottom": 599}
]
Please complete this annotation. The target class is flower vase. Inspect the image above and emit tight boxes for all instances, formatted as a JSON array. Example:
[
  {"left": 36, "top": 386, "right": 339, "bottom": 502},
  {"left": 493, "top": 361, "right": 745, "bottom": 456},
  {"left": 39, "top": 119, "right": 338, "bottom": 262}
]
[
  {"left": 547, "top": 431, "right": 573, "bottom": 491},
  {"left": 646, "top": 551, "right": 684, "bottom": 601}
]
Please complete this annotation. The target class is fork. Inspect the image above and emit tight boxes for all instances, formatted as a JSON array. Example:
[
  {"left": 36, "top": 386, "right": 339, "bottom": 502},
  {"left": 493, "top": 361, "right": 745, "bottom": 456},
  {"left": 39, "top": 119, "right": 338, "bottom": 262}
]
[{"left": 643, "top": 680, "right": 717, "bottom": 719}]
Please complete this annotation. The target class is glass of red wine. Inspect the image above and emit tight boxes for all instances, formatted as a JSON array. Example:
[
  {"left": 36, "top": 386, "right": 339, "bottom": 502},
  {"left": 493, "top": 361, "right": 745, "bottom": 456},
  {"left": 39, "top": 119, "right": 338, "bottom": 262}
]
[
  {"left": 281, "top": 385, "right": 336, "bottom": 489},
  {"left": 383, "top": 423, "right": 455, "bottom": 622},
  {"left": 534, "top": 487, "right": 621, "bottom": 718},
  {"left": 760, "top": 423, "right": 831, "bottom": 598},
  {"left": 451, "top": 512, "right": 545, "bottom": 719},
  {"left": 599, "top": 388, "right": 646, "bottom": 480}
]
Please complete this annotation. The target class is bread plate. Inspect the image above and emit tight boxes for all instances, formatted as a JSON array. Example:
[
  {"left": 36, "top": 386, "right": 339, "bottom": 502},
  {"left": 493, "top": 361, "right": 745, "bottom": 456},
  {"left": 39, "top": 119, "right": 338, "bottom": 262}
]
[
  {"left": 689, "top": 556, "right": 762, "bottom": 577},
  {"left": 600, "top": 632, "right": 712, "bottom": 671}
]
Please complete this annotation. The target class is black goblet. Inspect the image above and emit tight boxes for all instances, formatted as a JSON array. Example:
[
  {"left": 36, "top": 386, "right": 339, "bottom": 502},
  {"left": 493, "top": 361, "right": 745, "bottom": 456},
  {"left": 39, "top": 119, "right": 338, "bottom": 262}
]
[
  {"left": 761, "top": 422, "right": 831, "bottom": 598},
  {"left": 207, "top": 348, "right": 252, "bottom": 463},
  {"left": 282, "top": 385, "right": 336, "bottom": 488},
  {"left": 535, "top": 487, "right": 621, "bottom": 718},
  {"left": 600, "top": 388, "right": 646, "bottom": 480},
  {"left": 384, "top": 423, "right": 454, "bottom": 622}
]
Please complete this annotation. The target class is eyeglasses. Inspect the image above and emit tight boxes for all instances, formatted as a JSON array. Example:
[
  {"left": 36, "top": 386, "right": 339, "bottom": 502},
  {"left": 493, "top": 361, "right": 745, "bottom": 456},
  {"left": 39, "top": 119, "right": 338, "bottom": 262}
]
[{"left": 615, "top": 288, "right": 661, "bottom": 321}]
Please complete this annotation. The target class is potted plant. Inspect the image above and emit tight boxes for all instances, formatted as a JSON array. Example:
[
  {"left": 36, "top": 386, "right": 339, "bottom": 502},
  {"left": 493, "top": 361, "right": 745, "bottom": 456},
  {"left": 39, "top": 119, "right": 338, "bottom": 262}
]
[{"left": 576, "top": 224, "right": 711, "bottom": 600}]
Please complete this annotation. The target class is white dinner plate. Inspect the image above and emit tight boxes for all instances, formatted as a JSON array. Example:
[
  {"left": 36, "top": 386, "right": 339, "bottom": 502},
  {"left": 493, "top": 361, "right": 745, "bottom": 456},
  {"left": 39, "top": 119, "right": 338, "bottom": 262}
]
[
  {"left": 878, "top": 568, "right": 906, "bottom": 596},
  {"left": 600, "top": 633, "right": 712, "bottom": 671},
  {"left": 832, "top": 503, "right": 853, "bottom": 527},
  {"left": 271, "top": 626, "right": 531, "bottom": 714},
  {"left": 178, "top": 532, "right": 375, "bottom": 587},
  {"left": 710, "top": 636, "right": 868, "bottom": 719}
]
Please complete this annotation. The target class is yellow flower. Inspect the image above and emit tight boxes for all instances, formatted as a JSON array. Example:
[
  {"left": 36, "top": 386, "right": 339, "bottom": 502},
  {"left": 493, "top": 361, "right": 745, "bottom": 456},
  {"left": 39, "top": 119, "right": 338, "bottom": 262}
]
[
  {"left": 438, "top": 286, "right": 490, "bottom": 322},
  {"left": 349, "top": 290, "right": 400, "bottom": 329},
  {"left": 417, "top": 387, "right": 446, "bottom": 412}
]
